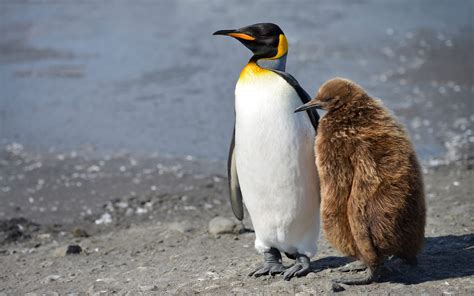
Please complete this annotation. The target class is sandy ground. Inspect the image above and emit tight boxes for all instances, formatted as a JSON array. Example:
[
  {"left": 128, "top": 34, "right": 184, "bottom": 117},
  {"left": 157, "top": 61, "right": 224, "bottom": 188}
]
[{"left": 0, "top": 147, "right": 473, "bottom": 295}]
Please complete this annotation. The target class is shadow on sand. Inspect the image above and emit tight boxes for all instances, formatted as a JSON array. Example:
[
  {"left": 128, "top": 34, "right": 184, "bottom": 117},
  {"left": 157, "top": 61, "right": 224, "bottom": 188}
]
[{"left": 310, "top": 233, "right": 474, "bottom": 284}]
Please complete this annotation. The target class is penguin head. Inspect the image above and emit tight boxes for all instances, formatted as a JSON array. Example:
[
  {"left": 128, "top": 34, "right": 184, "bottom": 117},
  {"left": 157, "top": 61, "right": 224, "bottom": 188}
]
[
  {"left": 295, "top": 78, "right": 366, "bottom": 112},
  {"left": 213, "top": 23, "right": 288, "bottom": 60}
]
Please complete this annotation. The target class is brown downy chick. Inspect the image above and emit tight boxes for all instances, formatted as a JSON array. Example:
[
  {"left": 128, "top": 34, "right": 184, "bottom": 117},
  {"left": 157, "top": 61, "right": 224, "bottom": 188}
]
[{"left": 295, "top": 78, "right": 426, "bottom": 285}]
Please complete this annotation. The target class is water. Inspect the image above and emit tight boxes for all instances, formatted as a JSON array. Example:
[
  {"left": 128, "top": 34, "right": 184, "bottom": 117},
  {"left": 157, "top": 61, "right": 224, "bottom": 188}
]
[{"left": 1, "top": 0, "right": 473, "bottom": 162}]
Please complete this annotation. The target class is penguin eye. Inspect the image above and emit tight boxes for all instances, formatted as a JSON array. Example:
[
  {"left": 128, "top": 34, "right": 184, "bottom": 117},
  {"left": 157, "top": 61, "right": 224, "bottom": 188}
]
[{"left": 325, "top": 97, "right": 335, "bottom": 102}]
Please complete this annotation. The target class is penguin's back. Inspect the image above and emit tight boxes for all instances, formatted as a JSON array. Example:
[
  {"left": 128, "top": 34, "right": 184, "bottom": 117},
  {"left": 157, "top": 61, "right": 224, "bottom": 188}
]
[{"left": 234, "top": 63, "right": 320, "bottom": 257}]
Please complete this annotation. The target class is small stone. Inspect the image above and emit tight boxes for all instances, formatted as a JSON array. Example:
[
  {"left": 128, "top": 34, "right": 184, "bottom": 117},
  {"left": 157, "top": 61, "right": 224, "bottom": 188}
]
[
  {"left": 136, "top": 207, "right": 148, "bottom": 215},
  {"left": 96, "top": 278, "right": 115, "bottom": 283},
  {"left": 42, "top": 275, "right": 61, "bottom": 284},
  {"left": 208, "top": 217, "right": 236, "bottom": 236},
  {"left": 66, "top": 244, "right": 82, "bottom": 255},
  {"left": 329, "top": 282, "right": 345, "bottom": 292},
  {"left": 72, "top": 228, "right": 89, "bottom": 238},
  {"left": 54, "top": 244, "right": 82, "bottom": 257},
  {"left": 139, "top": 285, "right": 159, "bottom": 292},
  {"left": 125, "top": 208, "right": 134, "bottom": 216},
  {"left": 38, "top": 233, "right": 51, "bottom": 240},
  {"left": 95, "top": 212, "right": 112, "bottom": 224},
  {"left": 115, "top": 201, "right": 128, "bottom": 209},
  {"left": 53, "top": 246, "right": 68, "bottom": 257}
]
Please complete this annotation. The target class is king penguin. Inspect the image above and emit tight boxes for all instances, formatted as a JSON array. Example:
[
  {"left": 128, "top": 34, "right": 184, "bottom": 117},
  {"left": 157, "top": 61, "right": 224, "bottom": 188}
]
[{"left": 213, "top": 23, "right": 321, "bottom": 280}]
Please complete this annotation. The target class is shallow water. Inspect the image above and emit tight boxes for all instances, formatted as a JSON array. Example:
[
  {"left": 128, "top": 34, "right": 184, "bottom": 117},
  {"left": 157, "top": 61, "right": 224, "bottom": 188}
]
[{"left": 1, "top": 0, "right": 473, "bottom": 162}]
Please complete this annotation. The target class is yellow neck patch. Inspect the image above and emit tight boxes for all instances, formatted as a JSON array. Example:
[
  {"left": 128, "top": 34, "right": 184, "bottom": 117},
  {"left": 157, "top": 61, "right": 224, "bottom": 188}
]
[{"left": 238, "top": 61, "right": 271, "bottom": 83}]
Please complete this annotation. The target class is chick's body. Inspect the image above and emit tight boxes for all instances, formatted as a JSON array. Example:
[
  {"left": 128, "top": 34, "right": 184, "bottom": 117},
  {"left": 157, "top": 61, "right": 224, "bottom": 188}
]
[
  {"left": 309, "top": 78, "right": 426, "bottom": 284},
  {"left": 318, "top": 98, "right": 425, "bottom": 263}
]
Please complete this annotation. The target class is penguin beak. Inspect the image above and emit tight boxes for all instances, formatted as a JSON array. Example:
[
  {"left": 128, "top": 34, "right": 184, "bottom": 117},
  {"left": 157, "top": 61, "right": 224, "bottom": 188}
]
[
  {"left": 294, "top": 100, "right": 323, "bottom": 113},
  {"left": 213, "top": 29, "right": 255, "bottom": 41}
]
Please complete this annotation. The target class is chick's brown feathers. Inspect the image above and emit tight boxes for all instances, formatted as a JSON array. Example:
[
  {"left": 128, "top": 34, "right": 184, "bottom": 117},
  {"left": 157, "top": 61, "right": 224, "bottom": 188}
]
[{"left": 316, "top": 79, "right": 426, "bottom": 270}]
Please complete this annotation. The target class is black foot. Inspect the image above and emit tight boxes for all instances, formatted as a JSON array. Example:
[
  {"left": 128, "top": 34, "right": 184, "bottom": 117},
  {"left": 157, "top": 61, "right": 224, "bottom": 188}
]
[
  {"left": 333, "top": 266, "right": 381, "bottom": 285},
  {"left": 386, "top": 256, "right": 417, "bottom": 273},
  {"left": 248, "top": 248, "right": 285, "bottom": 277},
  {"left": 283, "top": 253, "right": 310, "bottom": 281},
  {"left": 334, "top": 260, "right": 367, "bottom": 273}
]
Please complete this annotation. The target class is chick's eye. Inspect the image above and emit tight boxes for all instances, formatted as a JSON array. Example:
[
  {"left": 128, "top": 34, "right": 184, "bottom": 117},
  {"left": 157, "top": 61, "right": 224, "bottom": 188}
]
[{"left": 325, "top": 97, "right": 335, "bottom": 102}]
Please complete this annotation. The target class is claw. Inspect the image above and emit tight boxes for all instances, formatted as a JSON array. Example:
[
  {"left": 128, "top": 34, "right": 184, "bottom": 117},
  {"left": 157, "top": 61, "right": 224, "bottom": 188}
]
[
  {"left": 249, "top": 262, "right": 286, "bottom": 277},
  {"left": 249, "top": 247, "right": 285, "bottom": 277},
  {"left": 283, "top": 253, "right": 310, "bottom": 281},
  {"left": 334, "top": 260, "right": 367, "bottom": 273},
  {"left": 270, "top": 264, "right": 286, "bottom": 275},
  {"left": 333, "top": 266, "right": 381, "bottom": 285}
]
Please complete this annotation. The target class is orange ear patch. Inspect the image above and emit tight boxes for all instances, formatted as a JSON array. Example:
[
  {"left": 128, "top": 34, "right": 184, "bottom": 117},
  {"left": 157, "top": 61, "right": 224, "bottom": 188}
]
[
  {"left": 228, "top": 33, "right": 255, "bottom": 41},
  {"left": 260, "top": 34, "right": 288, "bottom": 60},
  {"left": 273, "top": 34, "right": 288, "bottom": 59}
]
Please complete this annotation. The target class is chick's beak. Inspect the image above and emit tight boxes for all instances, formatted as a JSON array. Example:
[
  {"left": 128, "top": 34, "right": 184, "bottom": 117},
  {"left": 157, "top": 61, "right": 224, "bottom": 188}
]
[
  {"left": 294, "top": 100, "right": 323, "bottom": 113},
  {"left": 213, "top": 29, "right": 255, "bottom": 40}
]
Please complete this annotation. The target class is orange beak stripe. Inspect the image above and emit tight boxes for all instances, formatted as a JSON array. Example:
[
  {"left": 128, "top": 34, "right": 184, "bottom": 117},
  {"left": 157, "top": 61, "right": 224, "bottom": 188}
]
[{"left": 228, "top": 33, "right": 255, "bottom": 41}]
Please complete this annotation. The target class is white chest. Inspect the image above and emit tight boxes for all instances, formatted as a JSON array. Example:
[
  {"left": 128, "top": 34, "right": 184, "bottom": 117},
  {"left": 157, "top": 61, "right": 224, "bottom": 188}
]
[{"left": 233, "top": 70, "right": 320, "bottom": 257}]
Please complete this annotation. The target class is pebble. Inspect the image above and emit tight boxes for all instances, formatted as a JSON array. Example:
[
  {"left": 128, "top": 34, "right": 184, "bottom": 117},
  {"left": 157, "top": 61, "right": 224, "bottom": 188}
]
[
  {"left": 139, "top": 285, "right": 159, "bottom": 292},
  {"left": 72, "top": 228, "right": 89, "bottom": 238},
  {"left": 329, "top": 282, "right": 345, "bottom": 293},
  {"left": 66, "top": 245, "right": 82, "bottom": 255},
  {"left": 41, "top": 275, "right": 61, "bottom": 284},
  {"left": 95, "top": 212, "right": 112, "bottom": 225},
  {"left": 53, "top": 246, "right": 68, "bottom": 257},
  {"left": 38, "top": 233, "right": 51, "bottom": 240},
  {"left": 208, "top": 216, "right": 236, "bottom": 236},
  {"left": 136, "top": 207, "right": 148, "bottom": 215},
  {"left": 96, "top": 278, "right": 115, "bottom": 283},
  {"left": 54, "top": 244, "right": 82, "bottom": 256}
]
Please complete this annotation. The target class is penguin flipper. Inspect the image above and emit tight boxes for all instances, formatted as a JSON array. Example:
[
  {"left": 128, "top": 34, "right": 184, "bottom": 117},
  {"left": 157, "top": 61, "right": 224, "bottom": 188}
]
[
  {"left": 228, "top": 127, "right": 244, "bottom": 220},
  {"left": 270, "top": 70, "right": 320, "bottom": 130}
]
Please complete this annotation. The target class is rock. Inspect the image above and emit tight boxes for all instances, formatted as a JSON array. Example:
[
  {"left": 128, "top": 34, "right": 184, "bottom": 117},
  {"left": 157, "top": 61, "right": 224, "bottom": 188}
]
[
  {"left": 0, "top": 217, "right": 40, "bottom": 244},
  {"left": 38, "top": 233, "right": 51, "bottom": 240},
  {"left": 72, "top": 228, "right": 89, "bottom": 238},
  {"left": 208, "top": 217, "right": 236, "bottom": 236},
  {"left": 53, "top": 246, "right": 68, "bottom": 257},
  {"left": 95, "top": 212, "right": 112, "bottom": 225},
  {"left": 328, "top": 282, "right": 345, "bottom": 293},
  {"left": 66, "top": 244, "right": 82, "bottom": 255},
  {"left": 54, "top": 244, "right": 82, "bottom": 256},
  {"left": 139, "top": 285, "right": 159, "bottom": 292},
  {"left": 41, "top": 275, "right": 61, "bottom": 284},
  {"left": 168, "top": 221, "right": 193, "bottom": 234},
  {"left": 96, "top": 278, "right": 115, "bottom": 284}
]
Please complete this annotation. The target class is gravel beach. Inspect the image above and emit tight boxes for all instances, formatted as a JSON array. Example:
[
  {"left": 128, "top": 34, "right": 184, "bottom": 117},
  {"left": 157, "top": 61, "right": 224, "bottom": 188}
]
[{"left": 0, "top": 147, "right": 473, "bottom": 295}]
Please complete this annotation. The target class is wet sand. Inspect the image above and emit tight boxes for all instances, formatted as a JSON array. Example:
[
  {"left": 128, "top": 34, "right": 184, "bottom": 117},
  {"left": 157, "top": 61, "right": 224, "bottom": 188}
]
[{"left": 1, "top": 0, "right": 473, "bottom": 161}]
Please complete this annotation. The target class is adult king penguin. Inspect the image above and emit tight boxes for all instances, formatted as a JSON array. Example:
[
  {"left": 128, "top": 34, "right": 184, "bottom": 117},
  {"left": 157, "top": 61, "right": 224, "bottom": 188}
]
[{"left": 213, "top": 23, "right": 321, "bottom": 280}]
